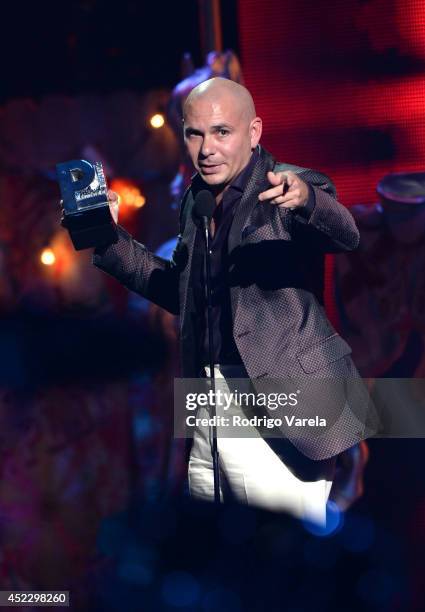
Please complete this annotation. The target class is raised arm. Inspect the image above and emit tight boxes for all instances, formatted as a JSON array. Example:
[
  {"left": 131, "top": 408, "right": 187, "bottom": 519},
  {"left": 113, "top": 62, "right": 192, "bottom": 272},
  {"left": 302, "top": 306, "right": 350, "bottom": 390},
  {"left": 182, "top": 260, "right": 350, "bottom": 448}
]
[
  {"left": 92, "top": 191, "right": 183, "bottom": 314},
  {"left": 259, "top": 167, "right": 360, "bottom": 253}
]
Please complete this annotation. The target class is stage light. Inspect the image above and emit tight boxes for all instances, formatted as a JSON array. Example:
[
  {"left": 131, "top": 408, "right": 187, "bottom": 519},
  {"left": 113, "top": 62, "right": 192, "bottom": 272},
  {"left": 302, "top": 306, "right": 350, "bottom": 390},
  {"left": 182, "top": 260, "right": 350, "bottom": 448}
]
[
  {"left": 40, "top": 248, "right": 56, "bottom": 266},
  {"left": 132, "top": 194, "right": 146, "bottom": 208},
  {"left": 110, "top": 179, "right": 146, "bottom": 214},
  {"left": 150, "top": 113, "right": 165, "bottom": 128},
  {"left": 302, "top": 500, "right": 344, "bottom": 537}
]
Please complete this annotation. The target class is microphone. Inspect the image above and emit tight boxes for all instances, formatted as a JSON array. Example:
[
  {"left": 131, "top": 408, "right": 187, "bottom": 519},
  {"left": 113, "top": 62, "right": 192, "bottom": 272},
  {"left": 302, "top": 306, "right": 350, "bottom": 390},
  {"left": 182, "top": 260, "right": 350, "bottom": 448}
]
[
  {"left": 192, "top": 188, "right": 221, "bottom": 504},
  {"left": 193, "top": 190, "right": 215, "bottom": 228}
]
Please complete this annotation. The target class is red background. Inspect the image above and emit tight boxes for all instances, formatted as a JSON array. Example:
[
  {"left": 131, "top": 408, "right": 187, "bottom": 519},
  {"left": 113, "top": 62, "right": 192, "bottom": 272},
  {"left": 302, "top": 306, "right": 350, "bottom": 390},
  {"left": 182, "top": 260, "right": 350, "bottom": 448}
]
[{"left": 238, "top": 0, "right": 425, "bottom": 205}]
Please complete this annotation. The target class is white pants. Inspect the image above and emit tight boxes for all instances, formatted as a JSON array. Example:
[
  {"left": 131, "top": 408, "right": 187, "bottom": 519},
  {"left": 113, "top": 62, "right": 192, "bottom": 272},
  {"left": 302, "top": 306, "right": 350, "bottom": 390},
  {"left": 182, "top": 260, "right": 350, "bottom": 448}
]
[{"left": 188, "top": 365, "right": 332, "bottom": 525}]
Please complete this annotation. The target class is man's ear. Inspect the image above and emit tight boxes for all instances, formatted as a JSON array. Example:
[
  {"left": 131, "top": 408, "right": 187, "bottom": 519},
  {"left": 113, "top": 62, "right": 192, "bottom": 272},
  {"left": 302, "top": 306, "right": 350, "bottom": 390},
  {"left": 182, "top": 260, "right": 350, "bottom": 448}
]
[{"left": 250, "top": 117, "right": 262, "bottom": 150}]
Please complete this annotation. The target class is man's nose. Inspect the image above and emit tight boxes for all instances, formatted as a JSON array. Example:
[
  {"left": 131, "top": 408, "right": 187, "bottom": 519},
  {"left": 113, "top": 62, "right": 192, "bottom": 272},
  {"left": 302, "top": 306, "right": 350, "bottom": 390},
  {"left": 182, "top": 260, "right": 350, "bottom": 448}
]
[{"left": 200, "top": 134, "right": 215, "bottom": 157}]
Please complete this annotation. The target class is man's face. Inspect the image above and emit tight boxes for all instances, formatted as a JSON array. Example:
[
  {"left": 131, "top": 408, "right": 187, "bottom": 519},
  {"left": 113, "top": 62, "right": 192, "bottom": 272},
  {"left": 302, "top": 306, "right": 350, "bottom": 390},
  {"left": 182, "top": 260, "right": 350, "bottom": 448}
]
[{"left": 183, "top": 96, "right": 261, "bottom": 192}]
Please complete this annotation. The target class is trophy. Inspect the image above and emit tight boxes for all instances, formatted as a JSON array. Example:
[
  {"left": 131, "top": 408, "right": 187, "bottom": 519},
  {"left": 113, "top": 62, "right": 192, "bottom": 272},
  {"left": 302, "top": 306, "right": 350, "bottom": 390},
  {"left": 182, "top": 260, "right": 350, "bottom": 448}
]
[{"left": 56, "top": 159, "right": 118, "bottom": 250}]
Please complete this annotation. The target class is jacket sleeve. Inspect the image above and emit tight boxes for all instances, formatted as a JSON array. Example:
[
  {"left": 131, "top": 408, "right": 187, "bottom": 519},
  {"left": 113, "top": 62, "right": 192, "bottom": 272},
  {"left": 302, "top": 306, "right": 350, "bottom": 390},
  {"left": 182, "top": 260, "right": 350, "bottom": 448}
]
[
  {"left": 289, "top": 168, "right": 360, "bottom": 253},
  {"left": 92, "top": 225, "right": 183, "bottom": 314},
  {"left": 92, "top": 187, "right": 194, "bottom": 314}
]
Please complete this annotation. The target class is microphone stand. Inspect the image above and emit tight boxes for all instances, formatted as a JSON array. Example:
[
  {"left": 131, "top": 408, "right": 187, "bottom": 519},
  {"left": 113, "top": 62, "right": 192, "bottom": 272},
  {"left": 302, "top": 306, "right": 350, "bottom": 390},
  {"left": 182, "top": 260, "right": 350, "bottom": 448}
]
[{"left": 201, "top": 215, "right": 221, "bottom": 505}]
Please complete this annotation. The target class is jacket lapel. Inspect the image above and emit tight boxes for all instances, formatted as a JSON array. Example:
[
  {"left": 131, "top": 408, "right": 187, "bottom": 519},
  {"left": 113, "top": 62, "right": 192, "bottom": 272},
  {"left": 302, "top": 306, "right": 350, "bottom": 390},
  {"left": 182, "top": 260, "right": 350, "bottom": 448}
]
[
  {"left": 228, "top": 147, "right": 275, "bottom": 254},
  {"left": 228, "top": 147, "right": 275, "bottom": 320}
]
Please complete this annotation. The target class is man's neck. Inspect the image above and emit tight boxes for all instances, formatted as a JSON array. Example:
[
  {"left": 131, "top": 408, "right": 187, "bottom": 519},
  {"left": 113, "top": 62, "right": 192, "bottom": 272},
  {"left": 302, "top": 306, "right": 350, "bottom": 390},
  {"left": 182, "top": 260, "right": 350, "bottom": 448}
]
[{"left": 210, "top": 184, "right": 227, "bottom": 205}]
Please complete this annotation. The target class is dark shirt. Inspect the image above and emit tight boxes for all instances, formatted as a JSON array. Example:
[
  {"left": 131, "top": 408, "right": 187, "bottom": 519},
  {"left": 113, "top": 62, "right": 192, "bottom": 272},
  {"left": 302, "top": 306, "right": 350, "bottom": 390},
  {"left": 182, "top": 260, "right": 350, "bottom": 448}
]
[{"left": 192, "top": 147, "right": 316, "bottom": 368}]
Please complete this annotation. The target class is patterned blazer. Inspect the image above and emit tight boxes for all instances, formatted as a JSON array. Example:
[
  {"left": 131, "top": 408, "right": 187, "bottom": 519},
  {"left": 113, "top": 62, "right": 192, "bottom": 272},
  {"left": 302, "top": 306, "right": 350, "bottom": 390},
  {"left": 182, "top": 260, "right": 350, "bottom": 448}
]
[{"left": 93, "top": 146, "right": 375, "bottom": 460}]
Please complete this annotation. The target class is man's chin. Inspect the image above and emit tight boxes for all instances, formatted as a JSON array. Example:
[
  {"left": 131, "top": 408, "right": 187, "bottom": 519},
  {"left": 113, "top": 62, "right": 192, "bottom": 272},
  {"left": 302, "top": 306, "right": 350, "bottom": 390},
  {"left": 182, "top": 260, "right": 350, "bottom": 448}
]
[{"left": 200, "top": 173, "right": 227, "bottom": 186}]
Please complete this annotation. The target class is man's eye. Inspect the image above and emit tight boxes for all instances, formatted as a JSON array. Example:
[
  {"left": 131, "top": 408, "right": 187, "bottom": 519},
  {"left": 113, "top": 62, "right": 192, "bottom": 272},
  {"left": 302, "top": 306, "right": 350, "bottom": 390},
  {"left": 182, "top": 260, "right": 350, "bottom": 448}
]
[{"left": 219, "top": 129, "right": 229, "bottom": 136}]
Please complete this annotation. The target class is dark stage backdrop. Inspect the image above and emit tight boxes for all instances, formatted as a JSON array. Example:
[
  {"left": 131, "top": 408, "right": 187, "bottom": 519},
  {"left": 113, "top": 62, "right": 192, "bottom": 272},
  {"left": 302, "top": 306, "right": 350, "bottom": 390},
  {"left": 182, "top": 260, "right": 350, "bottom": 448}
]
[{"left": 238, "top": 0, "right": 425, "bottom": 206}]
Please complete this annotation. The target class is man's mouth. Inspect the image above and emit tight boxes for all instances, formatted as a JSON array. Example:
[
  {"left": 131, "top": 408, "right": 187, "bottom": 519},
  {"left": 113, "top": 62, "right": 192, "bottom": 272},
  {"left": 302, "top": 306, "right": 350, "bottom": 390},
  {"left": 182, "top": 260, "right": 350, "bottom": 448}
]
[{"left": 199, "top": 163, "right": 224, "bottom": 174}]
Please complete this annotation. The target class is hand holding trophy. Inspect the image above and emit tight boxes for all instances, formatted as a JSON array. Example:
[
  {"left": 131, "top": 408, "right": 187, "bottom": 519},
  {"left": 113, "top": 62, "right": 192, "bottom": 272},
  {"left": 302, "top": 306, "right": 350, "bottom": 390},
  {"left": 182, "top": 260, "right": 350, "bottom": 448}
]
[{"left": 56, "top": 159, "right": 118, "bottom": 250}]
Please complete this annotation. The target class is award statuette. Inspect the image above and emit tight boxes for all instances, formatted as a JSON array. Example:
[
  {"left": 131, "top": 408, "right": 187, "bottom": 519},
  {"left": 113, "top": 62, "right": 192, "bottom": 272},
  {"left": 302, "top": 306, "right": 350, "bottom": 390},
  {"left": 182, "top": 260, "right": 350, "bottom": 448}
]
[{"left": 56, "top": 159, "right": 118, "bottom": 250}]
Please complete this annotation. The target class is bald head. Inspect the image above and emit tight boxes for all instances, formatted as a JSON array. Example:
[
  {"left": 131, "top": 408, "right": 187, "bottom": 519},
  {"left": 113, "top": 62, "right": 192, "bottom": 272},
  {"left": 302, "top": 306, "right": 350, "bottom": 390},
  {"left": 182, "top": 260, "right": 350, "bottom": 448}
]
[
  {"left": 183, "top": 77, "right": 256, "bottom": 122},
  {"left": 182, "top": 77, "right": 262, "bottom": 195}
]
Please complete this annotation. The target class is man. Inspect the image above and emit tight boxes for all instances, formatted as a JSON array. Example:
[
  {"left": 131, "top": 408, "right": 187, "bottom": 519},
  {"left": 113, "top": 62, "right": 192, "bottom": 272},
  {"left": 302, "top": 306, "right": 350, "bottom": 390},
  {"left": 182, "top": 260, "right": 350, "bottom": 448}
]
[{"left": 93, "top": 78, "right": 368, "bottom": 524}]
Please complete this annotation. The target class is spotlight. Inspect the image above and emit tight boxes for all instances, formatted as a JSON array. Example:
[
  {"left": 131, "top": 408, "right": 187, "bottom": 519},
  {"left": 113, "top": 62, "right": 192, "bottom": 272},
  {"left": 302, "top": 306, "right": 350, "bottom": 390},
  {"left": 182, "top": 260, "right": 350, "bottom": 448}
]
[
  {"left": 109, "top": 179, "right": 146, "bottom": 214},
  {"left": 40, "top": 248, "right": 56, "bottom": 266},
  {"left": 150, "top": 113, "right": 165, "bottom": 129},
  {"left": 132, "top": 194, "right": 146, "bottom": 208}
]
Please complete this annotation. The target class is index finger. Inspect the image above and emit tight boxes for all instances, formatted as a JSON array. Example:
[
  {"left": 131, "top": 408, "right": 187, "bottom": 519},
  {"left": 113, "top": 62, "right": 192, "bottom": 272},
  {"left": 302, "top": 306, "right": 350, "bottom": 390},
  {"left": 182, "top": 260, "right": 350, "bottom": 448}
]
[{"left": 258, "top": 180, "right": 290, "bottom": 202}]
